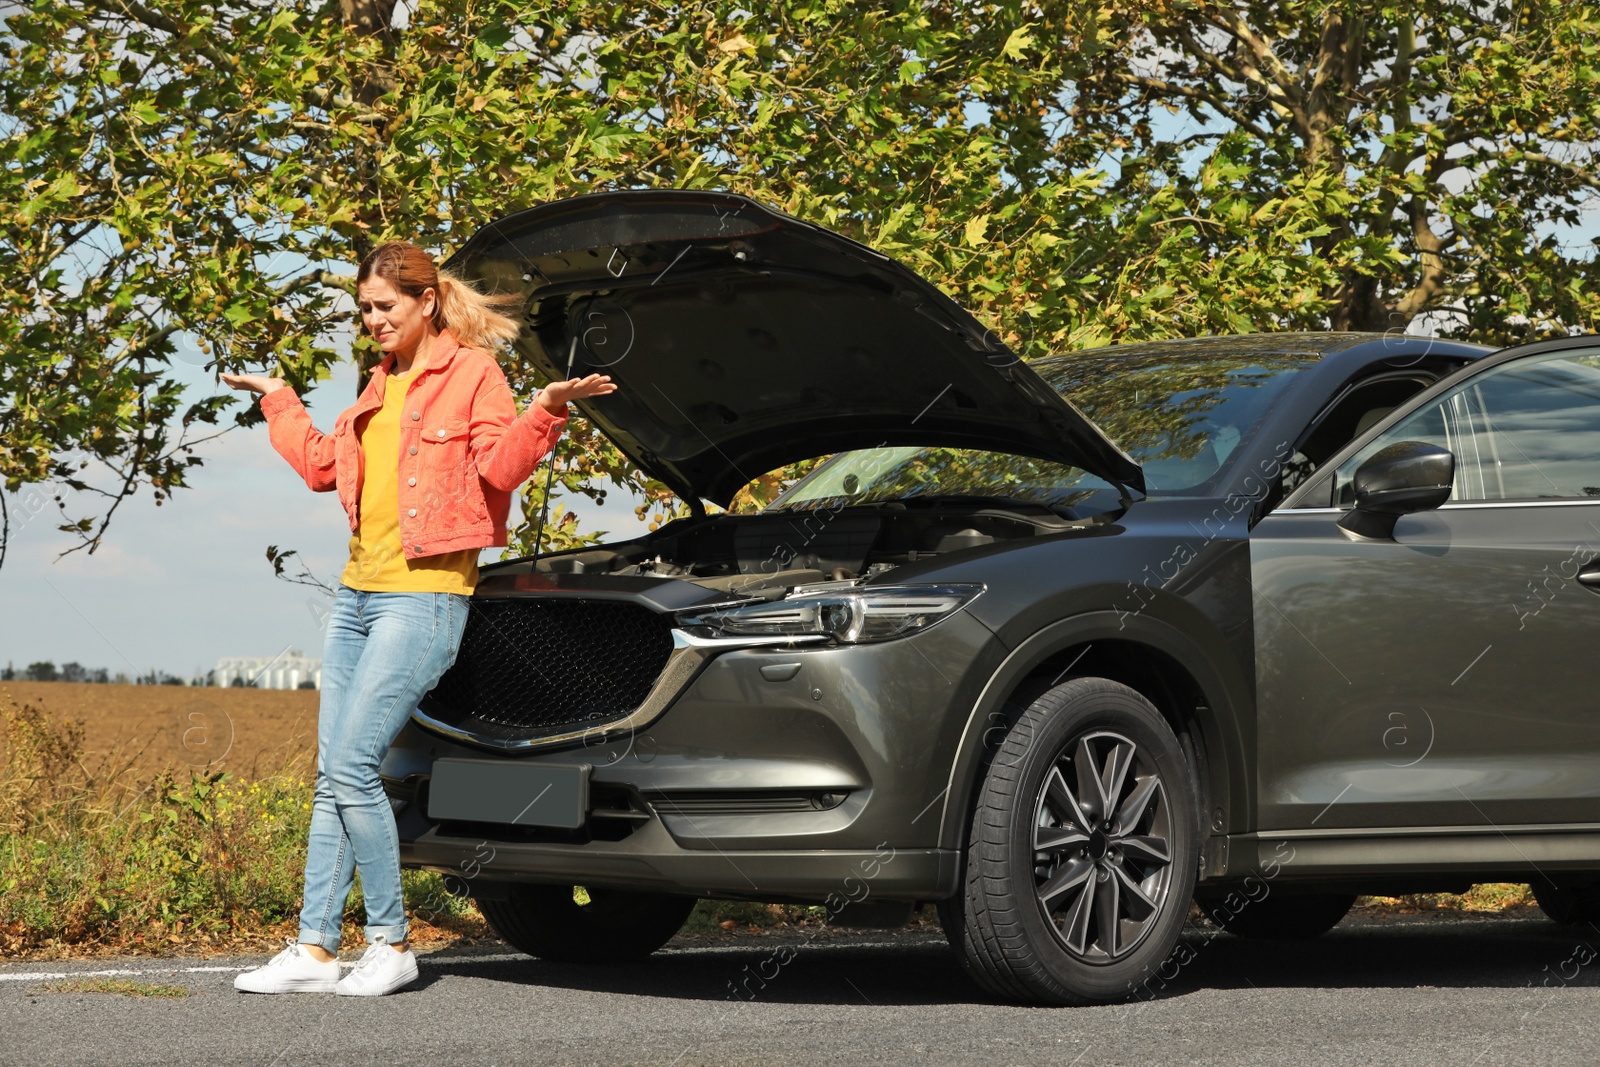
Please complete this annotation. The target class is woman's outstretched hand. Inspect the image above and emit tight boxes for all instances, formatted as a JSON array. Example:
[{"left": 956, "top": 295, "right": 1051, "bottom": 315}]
[
  {"left": 537, "top": 373, "right": 618, "bottom": 414},
  {"left": 220, "top": 372, "right": 287, "bottom": 396}
]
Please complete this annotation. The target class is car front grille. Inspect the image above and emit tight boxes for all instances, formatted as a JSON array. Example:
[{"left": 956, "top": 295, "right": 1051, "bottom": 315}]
[{"left": 418, "top": 597, "right": 677, "bottom": 743}]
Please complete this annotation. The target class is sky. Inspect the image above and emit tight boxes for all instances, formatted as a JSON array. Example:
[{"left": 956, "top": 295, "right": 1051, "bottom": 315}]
[{"left": 0, "top": 352, "right": 650, "bottom": 680}]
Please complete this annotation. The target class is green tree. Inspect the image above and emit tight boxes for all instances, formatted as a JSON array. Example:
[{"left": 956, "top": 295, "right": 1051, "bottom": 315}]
[
  {"left": 2, "top": 0, "right": 1596, "bottom": 568},
  {"left": 0, "top": 0, "right": 1096, "bottom": 557},
  {"left": 24, "top": 662, "right": 59, "bottom": 683},
  {"left": 1064, "top": 0, "right": 1600, "bottom": 337}
]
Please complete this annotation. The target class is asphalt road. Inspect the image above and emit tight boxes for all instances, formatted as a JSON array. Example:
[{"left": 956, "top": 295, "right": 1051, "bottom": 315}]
[{"left": 1, "top": 911, "right": 1595, "bottom": 1067}]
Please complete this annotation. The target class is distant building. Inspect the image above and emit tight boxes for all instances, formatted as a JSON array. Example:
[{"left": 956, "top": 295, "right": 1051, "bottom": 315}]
[{"left": 212, "top": 650, "right": 322, "bottom": 690}]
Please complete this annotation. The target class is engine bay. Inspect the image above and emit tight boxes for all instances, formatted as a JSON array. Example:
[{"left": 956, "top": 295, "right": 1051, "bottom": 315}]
[{"left": 499, "top": 504, "right": 1104, "bottom": 599}]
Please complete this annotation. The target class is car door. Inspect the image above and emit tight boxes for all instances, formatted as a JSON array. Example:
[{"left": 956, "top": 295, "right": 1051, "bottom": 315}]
[{"left": 1250, "top": 340, "right": 1600, "bottom": 833}]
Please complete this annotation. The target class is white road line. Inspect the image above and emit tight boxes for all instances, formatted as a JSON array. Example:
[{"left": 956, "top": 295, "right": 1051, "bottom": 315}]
[
  {"left": 0, "top": 969, "right": 141, "bottom": 983},
  {"left": 0, "top": 963, "right": 349, "bottom": 983},
  {"left": 0, "top": 966, "right": 239, "bottom": 983},
  {"left": 0, "top": 938, "right": 943, "bottom": 983}
]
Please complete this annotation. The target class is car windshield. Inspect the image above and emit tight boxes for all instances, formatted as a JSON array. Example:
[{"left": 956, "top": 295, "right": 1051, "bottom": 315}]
[{"left": 772, "top": 352, "right": 1313, "bottom": 510}]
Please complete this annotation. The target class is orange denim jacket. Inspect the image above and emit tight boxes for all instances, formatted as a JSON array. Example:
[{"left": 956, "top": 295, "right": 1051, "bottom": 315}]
[{"left": 259, "top": 330, "right": 567, "bottom": 560}]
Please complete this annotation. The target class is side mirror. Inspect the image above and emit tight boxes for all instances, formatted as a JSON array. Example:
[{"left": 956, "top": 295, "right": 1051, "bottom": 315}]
[{"left": 1337, "top": 441, "right": 1454, "bottom": 540}]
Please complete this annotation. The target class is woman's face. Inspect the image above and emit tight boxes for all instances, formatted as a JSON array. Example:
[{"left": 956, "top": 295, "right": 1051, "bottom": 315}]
[{"left": 357, "top": 276, "right": 436, "bottom": 358}]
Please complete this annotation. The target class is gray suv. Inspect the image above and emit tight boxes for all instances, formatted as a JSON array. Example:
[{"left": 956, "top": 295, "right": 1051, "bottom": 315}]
[{"left": 380, "top": 190, "right": 1600, "bottom": 1004}]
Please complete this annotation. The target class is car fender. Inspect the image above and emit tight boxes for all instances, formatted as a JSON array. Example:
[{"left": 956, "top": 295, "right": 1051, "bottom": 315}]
[{"left": 932, "top": 608, "right": 1253, "bottom": 854}]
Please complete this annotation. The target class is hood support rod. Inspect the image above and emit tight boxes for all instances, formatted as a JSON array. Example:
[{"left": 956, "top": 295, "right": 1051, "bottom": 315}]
[{"left": 530, "top": 337, "right": 578, "bottom": 566}]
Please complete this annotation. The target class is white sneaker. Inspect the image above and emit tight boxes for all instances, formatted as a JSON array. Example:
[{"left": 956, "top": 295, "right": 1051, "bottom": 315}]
[
  {"left": 335, "top": 935, "right": 418, "bottom": 996},
  {"left": 234, "top": 940, "right": 340, "bottom": 994}
]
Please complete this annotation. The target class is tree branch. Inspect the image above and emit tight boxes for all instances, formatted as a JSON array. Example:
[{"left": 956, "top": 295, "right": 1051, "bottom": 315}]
[
  {"left": 83, "top": 0, "right": 388, "bottom": 126},
  {"left": 1203, "top": 6, "right": 1305, "bottom": 109},
  {"left": 1105, "top": 71, "right": 1271, "bottom": 141},
  {"left": 1307, "top": 10, "right": 1340, "bottom": 108},
  {"left": 120, "top": 323, "right": 181, "bottom": 365},
  {"left": 266, "top": 545, "right": 337, "bottom": 595},
  {"left": 275, "top": 268, "right": 356, "bottom": 298},
  {"left": 1142, "top": 18, "right": 1302, "bottom": 141},
  {"left": 1395, "top": 197, "right": 1452, "bottom": 320},
  {"left": 1371, "top": 22, "right": 1416, "bottom": 179},
  {"left": 56, "top": 399, "right": 148, "bottom": 562},
  {"left": 1521, "top": 149, "right": 1600, "bottom": 191},
  {"left": 1169, "top": 22, "right": 1251, "bottom": 89},
  {"left": 86, "top": 0, "right": 239, "bottom": 76}
]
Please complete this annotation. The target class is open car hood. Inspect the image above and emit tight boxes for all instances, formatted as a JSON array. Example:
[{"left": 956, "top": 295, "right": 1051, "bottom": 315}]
[{"left": 448, "top": 190, "right": 1144, "bottom": 505}]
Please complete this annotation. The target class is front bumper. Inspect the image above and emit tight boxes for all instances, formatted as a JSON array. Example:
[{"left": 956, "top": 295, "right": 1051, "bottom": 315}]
[
  {"left": 406, "top": 817, "right": 958, "bottom": 901},
  {"left": 384, "top": 610, "right": 1002, "bottom": 902}
]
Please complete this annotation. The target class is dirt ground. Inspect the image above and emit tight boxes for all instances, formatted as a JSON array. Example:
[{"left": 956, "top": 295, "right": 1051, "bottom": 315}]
[{"left": 1, "top": 681, "right": 319, "bottom": 780}]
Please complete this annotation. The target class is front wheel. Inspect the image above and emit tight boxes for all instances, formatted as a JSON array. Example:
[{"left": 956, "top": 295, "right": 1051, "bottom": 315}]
[
  {"left": 476, "top": 884, "right": 696, "bottom": 963},
  {"left": 941, "top": 677, "right": 1199, "bottom": 1005}
]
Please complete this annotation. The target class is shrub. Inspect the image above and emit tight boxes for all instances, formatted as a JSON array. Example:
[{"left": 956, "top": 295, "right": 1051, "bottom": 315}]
[{"left": 0, "top": 695, "right": 479, "bottom": 953}]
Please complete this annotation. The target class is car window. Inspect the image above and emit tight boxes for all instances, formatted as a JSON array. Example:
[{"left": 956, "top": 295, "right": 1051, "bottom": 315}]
[
  {"left": 1034, "top": 356, "right": 1311, "bottom": 493},
  {"left": 773, "top": 356, "right": 1315, "bottom": 511},
  {"left": 1334, "top": 348, "right": 1600, "bottom": 505},
  {"left": 1275, "top": 375, "right": 1434, "bottom": 504},
  {"left": 770, "top": 445, "right": 1119, "bottom": 513}
]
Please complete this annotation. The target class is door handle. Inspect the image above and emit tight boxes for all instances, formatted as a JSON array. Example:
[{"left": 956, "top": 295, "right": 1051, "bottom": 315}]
[{"left": 1577, "top": 561, "right": 1600, "bottom": 588}]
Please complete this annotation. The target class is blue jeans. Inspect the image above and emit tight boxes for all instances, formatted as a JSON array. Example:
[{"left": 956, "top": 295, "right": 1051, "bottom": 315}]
[{"left": 299, "top": 585, "right": 469, "bottom": 950}]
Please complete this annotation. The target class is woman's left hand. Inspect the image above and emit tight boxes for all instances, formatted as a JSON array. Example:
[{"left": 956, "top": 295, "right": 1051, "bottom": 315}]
[
  {"left": 537, "top": 373, "right": 618, "bottom": 414},
  {"left": 220, "top": 372, "right": 287, "bottom": 396}
]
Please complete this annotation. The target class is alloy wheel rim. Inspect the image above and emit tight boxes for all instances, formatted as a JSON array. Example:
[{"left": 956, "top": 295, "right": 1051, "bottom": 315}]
[{"left": 1031, "top": 728, "right": 1174, "bottom": 962}]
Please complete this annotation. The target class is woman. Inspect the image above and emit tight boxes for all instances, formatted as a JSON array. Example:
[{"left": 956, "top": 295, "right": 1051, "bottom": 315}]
[{"left": 222, "top": 241, "right": 615, "bottom": 996}]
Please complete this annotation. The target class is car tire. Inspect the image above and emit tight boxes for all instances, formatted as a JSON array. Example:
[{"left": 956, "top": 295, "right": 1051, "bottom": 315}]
[
  {"left": 1532, "top": 877, "right": 1600, "bottom": 926},
  {"left": 941, "top": 677, "right": 1199, "bottom": 1005},
  {"left": 476, "top": 884, "right": 697, "bottom": 963},
  {"left": 1196, "top": 892, "right": 1355, "bottom": 939}
]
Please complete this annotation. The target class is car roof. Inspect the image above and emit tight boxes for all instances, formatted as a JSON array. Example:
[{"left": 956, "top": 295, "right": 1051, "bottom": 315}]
[{"left": 1031, "top": 332, "right": 1490, "bottom": 374}]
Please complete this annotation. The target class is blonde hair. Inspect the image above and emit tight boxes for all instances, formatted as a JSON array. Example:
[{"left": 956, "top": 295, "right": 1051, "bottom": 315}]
[{"left": 357, "top": 241, "right": 521, "bottom": 351}]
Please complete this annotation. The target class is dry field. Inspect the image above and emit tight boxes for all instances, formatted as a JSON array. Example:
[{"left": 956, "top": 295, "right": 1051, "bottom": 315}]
[{"left": 0, "top": 681, "right": 318, "bottom": 780}]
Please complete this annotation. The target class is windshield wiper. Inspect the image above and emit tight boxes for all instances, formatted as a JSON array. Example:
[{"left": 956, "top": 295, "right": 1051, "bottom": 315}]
[
  {"left": 870, "top": 494, "right": 1088, "bottom": 520},
  {"left": 769, "top": 493, "right": 1090, "bottom": 519}
]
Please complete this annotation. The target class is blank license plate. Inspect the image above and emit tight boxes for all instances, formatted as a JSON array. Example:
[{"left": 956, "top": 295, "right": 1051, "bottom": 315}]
[{"left": 427, "top": 758, "right": 589, "bottom": 829}]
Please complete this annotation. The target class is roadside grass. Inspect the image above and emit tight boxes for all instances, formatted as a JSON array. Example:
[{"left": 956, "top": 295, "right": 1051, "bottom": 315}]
[
  {"left": 0, "top": 695, "right": 482, "bottom": 956},
  {"left": 1356, "top": 884, "right": 1537, "bottom": 913},
  {"left": 41, "top": 977, "right": 191, "bottom": 998},
  {"left": 0, "top": 693, "right": 1544, "bottom": 959}
]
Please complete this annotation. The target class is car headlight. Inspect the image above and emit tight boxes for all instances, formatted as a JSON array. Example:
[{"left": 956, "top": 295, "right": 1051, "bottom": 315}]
[{"left": 679, "top": 584, "right": 984, "bottom": 644}]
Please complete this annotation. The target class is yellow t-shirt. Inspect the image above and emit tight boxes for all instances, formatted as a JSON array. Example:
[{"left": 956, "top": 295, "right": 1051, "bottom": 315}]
[{"left": 341, "top": 364, "right": 479, "bottom": 593}]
